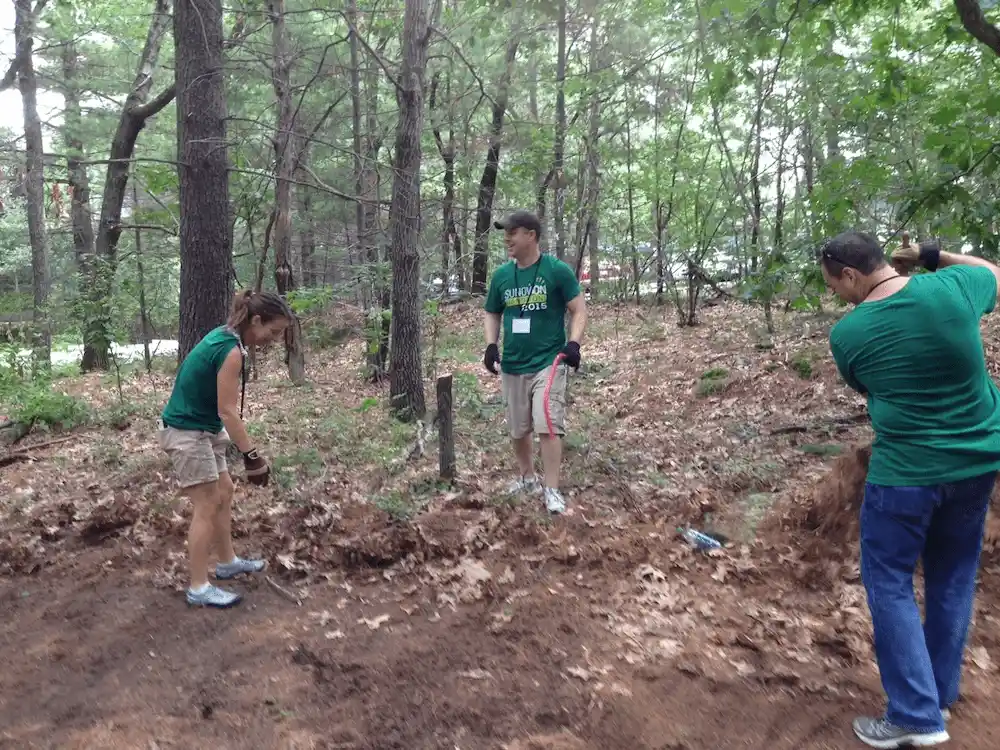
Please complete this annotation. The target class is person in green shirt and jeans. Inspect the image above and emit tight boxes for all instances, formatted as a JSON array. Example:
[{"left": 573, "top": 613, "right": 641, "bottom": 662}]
[
  {"left": 820, "top": 230, "right": 1000, "bottom": 749},
  {"left": 483, "top": 210, "right": 587, "bottom": 514},
  {"left": 159, "top": 290, "right": 294, "bottom": 608}
]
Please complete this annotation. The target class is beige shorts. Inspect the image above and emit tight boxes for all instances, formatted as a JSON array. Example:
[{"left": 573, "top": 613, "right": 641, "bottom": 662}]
[
  {"left": 501, "top": 365, "right": 567, "bottom": 439},
  {"left": 158, "top": 424, "right": 231, "bottom": 488}
]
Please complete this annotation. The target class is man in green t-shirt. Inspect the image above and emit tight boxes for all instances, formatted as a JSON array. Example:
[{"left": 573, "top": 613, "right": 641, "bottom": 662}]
[
  {"left": 483, "top": 210, "right": 587, "bottom": 514},
  {"left": 819, "top": 230, "right": 1000, "bottom": 749}
]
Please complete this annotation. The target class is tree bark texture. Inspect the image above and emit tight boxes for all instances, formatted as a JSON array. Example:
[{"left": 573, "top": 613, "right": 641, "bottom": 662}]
[
  {"left": 470, "top": 31, "right": 520, "bottom": 295},
  {"left": 387, "top": 0, "right": 434, "bottom": 420},
  {"left": 552, "top": 0, "right": 568, "bottom": 260},
  {"left": 82, "top": 0, "right": 174, "bottom": 370},
  {"left": 268, "top": 0, "right": 296, "bottom": 296},
  {"left": 175, "top": 0, "right": 233, "bottom": 362},
  {"left": 14, "top": 0, "right": 50, "bottom": 373}
]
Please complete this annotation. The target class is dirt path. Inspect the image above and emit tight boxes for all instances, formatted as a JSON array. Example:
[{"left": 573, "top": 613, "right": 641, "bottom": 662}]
[
  {"left": 3, "top": 513, "right": 1000, "bottom": 749},
  {"left": 5, "top": 303, "right": 1000, "bottom": 748}
]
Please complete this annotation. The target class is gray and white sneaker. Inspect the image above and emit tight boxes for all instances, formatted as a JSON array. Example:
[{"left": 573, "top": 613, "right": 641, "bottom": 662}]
[
  {"left": 506, "top": 475, "right": 541, "bottom": 496},
  {"left": 852, "top": 717, "right": 948, "bottom": 748},
  {"left": 216, "top": 556, "right": 267, "bottom": 580},
  {"left": 186, "top": 584, "right": 242, "bottom": 608},
  {"left": 544, "top": 487, "right": 566, "bottom": 514}
]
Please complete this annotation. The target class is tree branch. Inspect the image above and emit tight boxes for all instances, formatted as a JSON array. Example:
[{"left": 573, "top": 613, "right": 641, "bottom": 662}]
[
  {"left": 954, "top": 0, "right": 1000, "bottom": 57},
  {"left": 338, "top": 9, "right": 402, "bottom": 91},
  {"left": 130, "top": 82, "right": 176, "bottom": 120},
  {"left": 229, "top": 165, "right": 391, "bottom": 204}
]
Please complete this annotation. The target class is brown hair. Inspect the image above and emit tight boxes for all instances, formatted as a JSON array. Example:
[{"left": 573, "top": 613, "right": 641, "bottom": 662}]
[{"left": 227, "top": 289, "right": 295, "bottom": 334}]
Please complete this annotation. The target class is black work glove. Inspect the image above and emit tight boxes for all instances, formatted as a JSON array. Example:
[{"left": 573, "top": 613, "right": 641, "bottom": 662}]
[
  {"left": 561, "top": 341, "right": 581, "bottom": 370},
  {"left": 918, "top": 240, "right": 941, "bottom": 271},
  {"left": 484, "top": 343, "right": 500, "bottom": 375},
  {"left": 243, "top": 448, "right": 270, "bottom": 487}
]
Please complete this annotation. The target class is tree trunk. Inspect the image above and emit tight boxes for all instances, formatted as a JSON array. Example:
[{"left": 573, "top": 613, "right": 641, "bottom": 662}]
[
  {"left": 387, "top": 0, "right": 435, "bottom": 420},
  {"left": 349, "top": 0, "right": 366, "bottom": 303},
  {"left": 353, "top": 13, "right": 388, "bottom": 381},
  {"left": 83, "top": 0, "right": 174, "bottom": 371},
  {"left": 625, "top": 98, "right": 639, "bottom": 304},
  {"left": 552, "top": 0, "right": 568, "bottom": 260},
  {"left": 470, "top": 31, "right": 520, "bottom": 295},
  {"left": 582, "top": 16, "right": 601, "bottom": 299},
  {"left": 430, "top": 72, "right": 457, "bottom": 294},
  {"left": 296, "top": 176, "right": 315, "bottom": 287},
  {"left": 749, "top": 71, "right": 763, "bottom": 274},
  {"left": 267, "top": 0, "right": 304, "bottom": 383},
  {"left": 133, "top": 179, "right": 152, "bottom": 371},
  {"left": 268, "top": 0, "right": 295, "bottom": 295},
  {"left": 175, "top": 0, "right": 232, "bottom": 362},
  {"left": 62, "top": 35, "right": 94, "bottom": 271},
  {"left": 14, "top": 0, "right": 50, "bottom": 374},
  {"left": 528, "top": 60, "right": 549, "bottom": 252}
]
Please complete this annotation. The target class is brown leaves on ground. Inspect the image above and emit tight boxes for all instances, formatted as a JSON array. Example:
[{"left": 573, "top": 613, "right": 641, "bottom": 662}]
[{"left": 6, "top": 300, "right": 1000, "bottom": 749}]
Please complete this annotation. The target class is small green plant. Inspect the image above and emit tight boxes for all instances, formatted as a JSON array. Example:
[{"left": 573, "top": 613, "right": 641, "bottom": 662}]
[
  {"left": 270, "top": 446, "right": 326, "bottom": 490},
  {"left": 375, "top": 491, "right": 417, "bottom": 522},
  {"left": 93, "top": 442, "right": 124, "bottom": 467},
  {"left": 286, "top": 287, "right": 334, "bottom": 315},
  {"left": 13, "top": 388, "right": 91, "bottom": 430},
  {"left": 800, "top": 443, "right": 844, "bottom": 457},
  {"left": 790, "top": 352, "right": 814, "bottom": 379},
  {"left": 717, "top": 457, "right": 781, "bottom": 492},
  {"left": 696, "top": 367, "right": 730, "bottom": 396},
  {"left": 741, "top": 492, "right": 777, "bottom": 539}
]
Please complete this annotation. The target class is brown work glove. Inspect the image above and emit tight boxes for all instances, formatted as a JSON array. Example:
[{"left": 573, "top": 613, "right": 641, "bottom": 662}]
[{"left": 242, "top": 448, "right": 270, "bottom": 487}]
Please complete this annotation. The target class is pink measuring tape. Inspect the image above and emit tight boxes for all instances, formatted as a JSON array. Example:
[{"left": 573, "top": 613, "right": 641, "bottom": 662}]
[{"left": 542, "top": 352, "right": 567, "bottom": 437}]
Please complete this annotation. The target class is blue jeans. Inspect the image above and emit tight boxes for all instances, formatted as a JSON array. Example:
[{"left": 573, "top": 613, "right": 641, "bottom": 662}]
[{"left": 860, "top": 471, "right": 996, "bottom": 732}]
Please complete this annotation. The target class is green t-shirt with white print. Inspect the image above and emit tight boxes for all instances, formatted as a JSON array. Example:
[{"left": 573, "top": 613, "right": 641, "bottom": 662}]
[{"left": 484, "top": 254, "right": 581, "bottom": 375}]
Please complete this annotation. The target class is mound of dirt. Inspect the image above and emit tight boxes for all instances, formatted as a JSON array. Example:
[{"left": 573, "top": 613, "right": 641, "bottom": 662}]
[
  {"left": 765, "top": 442, "right": 870, "bottom": 560},
  {"left": 768, "top": 442, "right": 1000, "bottom": 562}
]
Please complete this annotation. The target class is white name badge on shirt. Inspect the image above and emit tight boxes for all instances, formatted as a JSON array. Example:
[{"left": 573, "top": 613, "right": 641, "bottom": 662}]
[{"left": 512, "top": 317, "right": 531, "bottom": 334}]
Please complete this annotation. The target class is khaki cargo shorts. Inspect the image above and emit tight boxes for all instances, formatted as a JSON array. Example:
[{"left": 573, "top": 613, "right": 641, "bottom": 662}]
[
  {"left": 158, "top": 422, "right": 231, "bottom": 488},
  {"left": 501, "top": 364, "right": 568, "bottom": 439}
]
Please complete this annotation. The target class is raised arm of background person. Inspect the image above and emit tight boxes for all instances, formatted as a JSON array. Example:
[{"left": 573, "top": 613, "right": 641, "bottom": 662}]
[
  {"left": 217, "top": 347, "right": 253, "bottom": 453},
  {"left": 485, "top": 312, "right": 501, "bottom": 346},
  {"left": 936, "top": 251, "right": 1000, "bottom": 315},
  {"left": 484, "top": 272, "right": 505, "bottom": 345},
  {"left": 567, "top": 293, "right": 586, "bottom": 344}
]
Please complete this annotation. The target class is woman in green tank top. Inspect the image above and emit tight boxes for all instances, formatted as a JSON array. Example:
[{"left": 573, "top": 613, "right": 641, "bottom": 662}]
[{"left": 159, "top": 290, "right": 294, "bottom": 608}]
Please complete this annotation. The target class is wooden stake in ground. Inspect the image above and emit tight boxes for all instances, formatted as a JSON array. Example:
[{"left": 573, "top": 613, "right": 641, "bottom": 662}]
[{"left": 437, "top": 374, "right": 455, "bottom": 481}]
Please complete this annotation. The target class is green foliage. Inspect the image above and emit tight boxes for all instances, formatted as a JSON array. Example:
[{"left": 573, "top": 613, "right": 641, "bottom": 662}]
[
  {"left": 790, "top": 352, "right": 814, "bottom": 379},
  {"left": 697, "top": 368, "right": 730, "bottom": 397},
  {"left": 286, "top": 287, "right": 334, "bottom": 315},
  {"left": 0, "top": 369, "right": 91, "bottom": 430},
  {"left": 272, "top": 447, "right": 326, "bottom": 490}
]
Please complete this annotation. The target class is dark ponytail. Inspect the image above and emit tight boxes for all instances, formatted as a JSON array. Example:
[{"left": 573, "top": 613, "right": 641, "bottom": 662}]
[{"left": 227, "top": 289, "right": 295, "bottom": 334}]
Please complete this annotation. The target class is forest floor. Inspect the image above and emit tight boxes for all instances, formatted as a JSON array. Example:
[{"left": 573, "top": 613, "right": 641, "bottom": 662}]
[{"left": 4, "top": 299, "right": 1000, "bottom": 750}]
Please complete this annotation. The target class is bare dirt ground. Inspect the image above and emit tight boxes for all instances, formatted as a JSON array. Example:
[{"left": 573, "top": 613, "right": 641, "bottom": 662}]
[{"left": 4, "top": 300, "right": 1000, "bottom": 750}]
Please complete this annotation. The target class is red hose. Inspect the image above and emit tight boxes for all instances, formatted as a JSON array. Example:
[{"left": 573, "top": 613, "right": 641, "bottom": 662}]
[{"left": 543, "top": 352, "right": 566, "bottom": 437}]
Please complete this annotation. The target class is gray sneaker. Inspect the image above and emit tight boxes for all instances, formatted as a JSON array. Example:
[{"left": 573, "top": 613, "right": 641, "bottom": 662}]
[
  {"left": 215, "top": 556, "right": 267, "bottom": 580},
  {"left": 186, "top": 584, "right": 242, "bottom": 608},
  {"left": 852, "top": 717, "right": 948, "bottom": 748},
  {"left": 506, "top": 475, "right": 541, "bottom": 496},
  {"left": 544, "top": 487, "right": 566, "bottom": 514}
]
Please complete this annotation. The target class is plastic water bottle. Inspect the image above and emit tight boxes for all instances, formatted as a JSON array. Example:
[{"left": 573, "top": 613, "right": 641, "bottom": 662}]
[{"left": 679, "top": 527, "right": 722, "bottom": 550}]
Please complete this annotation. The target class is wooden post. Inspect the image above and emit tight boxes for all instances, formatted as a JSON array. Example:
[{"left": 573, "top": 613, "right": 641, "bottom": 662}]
[{"left": 437, "top": 374, "right": 455, "bottom": 480}]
